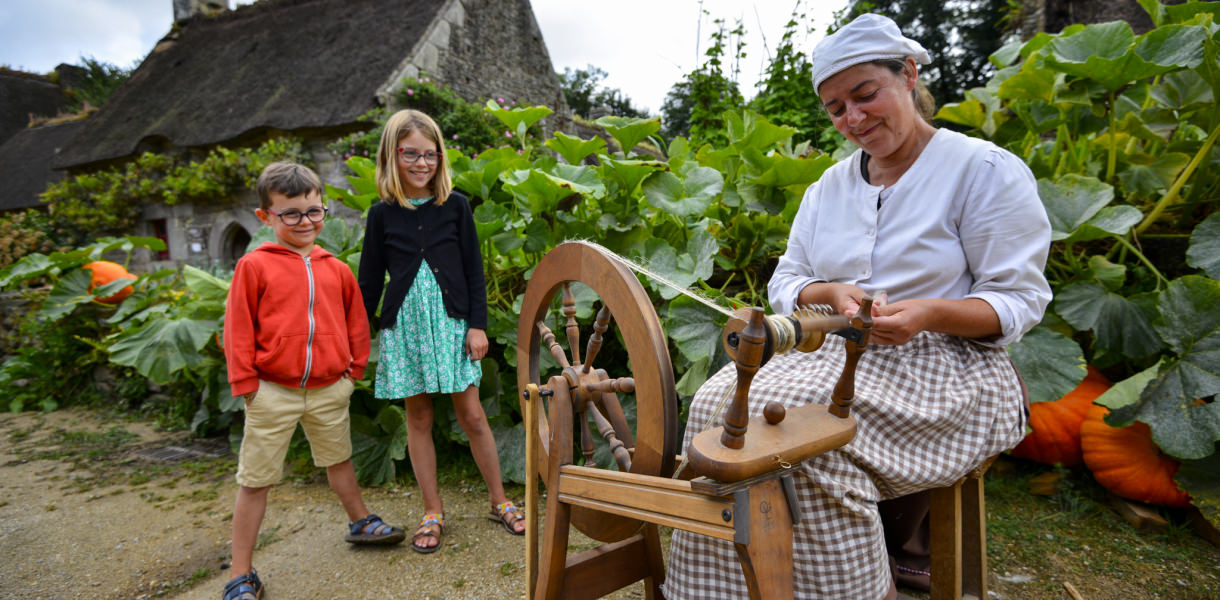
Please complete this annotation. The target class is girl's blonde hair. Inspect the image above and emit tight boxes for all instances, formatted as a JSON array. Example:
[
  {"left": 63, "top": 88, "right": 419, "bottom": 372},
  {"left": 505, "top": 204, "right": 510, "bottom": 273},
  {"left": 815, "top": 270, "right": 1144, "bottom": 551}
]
[{"left": 375, "top": 109, "right": 452, "bottom": 207}]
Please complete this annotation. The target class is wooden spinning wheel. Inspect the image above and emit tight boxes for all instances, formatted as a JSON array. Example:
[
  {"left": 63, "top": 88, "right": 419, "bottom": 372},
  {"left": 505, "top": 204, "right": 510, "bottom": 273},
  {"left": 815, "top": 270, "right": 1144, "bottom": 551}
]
[
  {"left": 515, "top": 241, "right": 680, "bottom": 543},
  {"left": 518, "top": 242, "right": 873, "bottom": 600}
]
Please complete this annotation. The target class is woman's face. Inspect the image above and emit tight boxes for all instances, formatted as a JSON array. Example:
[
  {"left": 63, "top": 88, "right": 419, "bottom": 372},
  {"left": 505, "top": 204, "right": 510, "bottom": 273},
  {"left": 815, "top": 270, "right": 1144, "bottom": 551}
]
[
  {"left": 819, "top": 60, "right": 919, "bottom": 160},
  {"left": 395, "top": 129, "right": 438, "bottom": 197}
]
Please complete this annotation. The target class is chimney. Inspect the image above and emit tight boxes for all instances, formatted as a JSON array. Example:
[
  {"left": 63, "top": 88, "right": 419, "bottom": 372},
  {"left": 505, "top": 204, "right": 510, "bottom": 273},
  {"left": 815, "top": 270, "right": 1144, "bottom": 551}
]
[{"left": 173, "top": 0, "right": 229, "bottom": 24}]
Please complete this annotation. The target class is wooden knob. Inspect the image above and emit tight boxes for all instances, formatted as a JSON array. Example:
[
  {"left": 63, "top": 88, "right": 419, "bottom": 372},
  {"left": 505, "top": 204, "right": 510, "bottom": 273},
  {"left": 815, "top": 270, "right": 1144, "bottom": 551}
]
[{"left": 763, "top": 401, "right": 786, "bottom": 425}]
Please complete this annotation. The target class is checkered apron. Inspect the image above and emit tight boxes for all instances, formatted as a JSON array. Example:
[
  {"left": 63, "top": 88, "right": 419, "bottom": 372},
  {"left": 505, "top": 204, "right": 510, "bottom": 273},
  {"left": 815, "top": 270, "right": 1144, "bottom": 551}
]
[{"left": 664, "top": 331, "right": 1027, "bottom": 599}]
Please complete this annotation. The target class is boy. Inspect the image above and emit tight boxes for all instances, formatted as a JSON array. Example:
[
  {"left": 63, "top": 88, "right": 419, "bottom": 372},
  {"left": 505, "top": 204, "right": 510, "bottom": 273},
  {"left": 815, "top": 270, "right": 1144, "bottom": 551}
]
[{"left": 221, "top": 162, "right": 404, "bottom": 600}]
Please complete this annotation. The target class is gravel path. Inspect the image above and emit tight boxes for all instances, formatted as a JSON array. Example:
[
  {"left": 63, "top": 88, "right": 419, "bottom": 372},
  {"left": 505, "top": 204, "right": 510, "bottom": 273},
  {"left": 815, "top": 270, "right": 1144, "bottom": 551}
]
[{"left": 0, "top": 409, "right": 649, "bottom": 600}]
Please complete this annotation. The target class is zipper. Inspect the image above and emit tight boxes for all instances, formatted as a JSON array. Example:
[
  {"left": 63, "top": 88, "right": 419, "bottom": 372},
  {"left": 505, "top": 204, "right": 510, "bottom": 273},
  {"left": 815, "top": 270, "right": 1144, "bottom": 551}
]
[{"left": 300, "top": 255, "right": 316, "bottom": 388}]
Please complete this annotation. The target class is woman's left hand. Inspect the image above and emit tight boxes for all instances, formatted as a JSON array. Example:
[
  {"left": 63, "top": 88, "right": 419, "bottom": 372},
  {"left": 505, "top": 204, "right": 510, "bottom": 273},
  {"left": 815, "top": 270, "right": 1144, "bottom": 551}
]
[
  {"left": 466, "top": 328, "right": 489, "bottom": 360},
  {"left": 867, "top": 300, "right": 929, "bottom": 345}
]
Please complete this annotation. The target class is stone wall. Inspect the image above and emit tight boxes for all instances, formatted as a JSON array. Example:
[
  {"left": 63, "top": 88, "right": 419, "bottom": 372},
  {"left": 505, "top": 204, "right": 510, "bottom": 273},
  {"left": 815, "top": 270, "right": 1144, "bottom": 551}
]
[{"left": 378, "top": 0, "right": 573, "bottom": 134}]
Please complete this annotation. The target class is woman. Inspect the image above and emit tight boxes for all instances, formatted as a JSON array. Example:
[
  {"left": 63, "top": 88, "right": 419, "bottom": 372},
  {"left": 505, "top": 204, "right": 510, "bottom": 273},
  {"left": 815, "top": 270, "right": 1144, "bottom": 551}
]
[{"left": 663, "top": 13, "right": 1051, "bottom": 600}]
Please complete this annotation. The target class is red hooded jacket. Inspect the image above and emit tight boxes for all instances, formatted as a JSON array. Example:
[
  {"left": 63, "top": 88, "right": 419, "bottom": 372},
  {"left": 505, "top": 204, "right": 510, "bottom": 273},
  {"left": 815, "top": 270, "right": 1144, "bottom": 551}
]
[{"left": 224, "top": 243, "right": 369, "bottom": 397}]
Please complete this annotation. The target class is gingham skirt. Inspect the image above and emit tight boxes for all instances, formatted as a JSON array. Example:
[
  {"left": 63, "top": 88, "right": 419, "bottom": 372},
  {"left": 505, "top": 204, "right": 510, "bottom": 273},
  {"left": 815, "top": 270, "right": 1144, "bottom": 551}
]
[{"left": 664, "top": 331, "right": 1027, "bottom": 600}]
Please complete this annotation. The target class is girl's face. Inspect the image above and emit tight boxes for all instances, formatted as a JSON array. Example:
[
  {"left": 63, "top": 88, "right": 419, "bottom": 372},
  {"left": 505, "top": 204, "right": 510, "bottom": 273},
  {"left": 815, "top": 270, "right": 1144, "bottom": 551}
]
[
  {"left": 819, "top": 60, "right": 919, "bottom": 161},
  {"left": 395, "top": 129, "right": 439, "bottom": 197}
]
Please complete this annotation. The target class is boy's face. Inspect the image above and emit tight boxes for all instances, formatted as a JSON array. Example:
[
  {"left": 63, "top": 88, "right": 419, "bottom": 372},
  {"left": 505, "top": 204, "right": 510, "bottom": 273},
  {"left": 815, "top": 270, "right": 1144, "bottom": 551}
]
[{"left": 256, "top": 190, "right": 325, "bottom": 255}]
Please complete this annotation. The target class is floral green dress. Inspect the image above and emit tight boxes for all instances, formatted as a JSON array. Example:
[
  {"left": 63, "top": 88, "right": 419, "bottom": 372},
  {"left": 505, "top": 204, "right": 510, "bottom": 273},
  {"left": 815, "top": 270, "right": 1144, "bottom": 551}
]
[{"left": 374, "top": 197, "right": 482, "bottom": 399}]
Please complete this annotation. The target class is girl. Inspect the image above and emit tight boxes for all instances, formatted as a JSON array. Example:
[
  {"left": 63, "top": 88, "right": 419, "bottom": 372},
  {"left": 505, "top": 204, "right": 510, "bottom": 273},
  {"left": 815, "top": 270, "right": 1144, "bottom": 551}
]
[{"left": 358, "top": 109, "right": 524, "bottom": 554}]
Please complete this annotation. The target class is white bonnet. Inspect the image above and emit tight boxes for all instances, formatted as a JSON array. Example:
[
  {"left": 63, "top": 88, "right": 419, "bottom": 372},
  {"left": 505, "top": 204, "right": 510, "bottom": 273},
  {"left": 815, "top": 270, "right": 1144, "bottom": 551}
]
[{"left": 811, "top": 13, "right": 931, "bottom": 92}]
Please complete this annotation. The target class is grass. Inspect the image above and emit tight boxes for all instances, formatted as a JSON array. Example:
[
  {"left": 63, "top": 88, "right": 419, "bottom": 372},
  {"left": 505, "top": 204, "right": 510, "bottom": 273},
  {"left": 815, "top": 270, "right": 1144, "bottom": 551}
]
[{"left": 979, "top": 457, "right": 1220, "bottom": 599}]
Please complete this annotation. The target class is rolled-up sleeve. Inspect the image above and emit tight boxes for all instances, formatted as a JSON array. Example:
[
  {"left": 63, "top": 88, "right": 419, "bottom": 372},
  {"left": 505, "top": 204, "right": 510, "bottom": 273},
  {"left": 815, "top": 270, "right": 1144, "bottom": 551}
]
[{"left": 960, "top": 150, "right": 1052, "bottom": 346}]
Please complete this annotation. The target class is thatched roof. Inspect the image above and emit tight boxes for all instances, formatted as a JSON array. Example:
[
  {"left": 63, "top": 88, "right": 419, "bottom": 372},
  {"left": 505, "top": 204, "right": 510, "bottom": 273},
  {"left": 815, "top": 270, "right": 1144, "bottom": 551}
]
[
  {"left": 0, "top": 120, "right": 84, "bottom": 211},
  {"left": 54, "top": 0, "right": 444, "bottom": 170},
  {"left": 0, "top": 70, "right": 72, "bottom": 144}
]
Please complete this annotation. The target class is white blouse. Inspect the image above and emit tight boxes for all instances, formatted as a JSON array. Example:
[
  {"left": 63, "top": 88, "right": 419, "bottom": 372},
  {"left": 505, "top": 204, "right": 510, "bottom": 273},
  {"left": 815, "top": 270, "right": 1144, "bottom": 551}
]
[{"left": 768, "top": 128, "right": 1052, "bottom": 347}]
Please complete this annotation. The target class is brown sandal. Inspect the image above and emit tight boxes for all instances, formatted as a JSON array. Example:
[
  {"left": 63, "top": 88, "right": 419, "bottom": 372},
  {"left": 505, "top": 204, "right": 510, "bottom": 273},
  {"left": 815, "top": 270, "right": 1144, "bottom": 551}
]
[
  {"left": 488, "top": 501, "right": 525, "bottom": 536},
  {"left": 411, "top": 512, "right": 444, "bottom": 554}
]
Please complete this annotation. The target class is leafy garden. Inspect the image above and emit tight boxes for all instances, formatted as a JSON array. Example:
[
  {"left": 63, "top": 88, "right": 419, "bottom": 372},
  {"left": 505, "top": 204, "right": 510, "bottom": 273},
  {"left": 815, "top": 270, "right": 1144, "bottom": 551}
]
[{"left": 0, "top": 0, "right": 1217, "bottom": 536}]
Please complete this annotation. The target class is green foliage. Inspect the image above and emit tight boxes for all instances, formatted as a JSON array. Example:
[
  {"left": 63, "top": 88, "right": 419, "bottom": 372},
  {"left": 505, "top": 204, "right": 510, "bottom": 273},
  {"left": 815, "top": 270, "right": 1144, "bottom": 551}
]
[
  {"left": 328, "top": 76, "right": 515, "bottom": 161},
  {"left": 0, "top": 210, "right": 56, "bottom": 270},
  {"left": 686, "top": 17, "right": 747, "bottom": 148},
  {"left": 39, "top": 138, "right": 305, "bottom": 250},
  {"left": 63, "top": 56, "right": 132, "bottom": 111},
  {"left": 942, "top": 2, "right": 1219, "bottom": 517},
  {"left": 748, "top": 8, "right": 836, "bottom": 147}
]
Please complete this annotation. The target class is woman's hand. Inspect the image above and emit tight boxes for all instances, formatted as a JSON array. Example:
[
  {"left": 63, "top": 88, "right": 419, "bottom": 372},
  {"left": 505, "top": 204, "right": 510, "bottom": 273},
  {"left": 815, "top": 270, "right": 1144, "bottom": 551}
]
[
  {"left": 797, "top": 282, "right": 869, "bottom": 317},
  {"left": 868, "top": 300, "right": 929, "bottom": 345},
  {"left": 869, "top": 298, "right": 1002, "bottom": 345},
  {"left": 466, "top": 328, "right": 489, "bottom": 361}
]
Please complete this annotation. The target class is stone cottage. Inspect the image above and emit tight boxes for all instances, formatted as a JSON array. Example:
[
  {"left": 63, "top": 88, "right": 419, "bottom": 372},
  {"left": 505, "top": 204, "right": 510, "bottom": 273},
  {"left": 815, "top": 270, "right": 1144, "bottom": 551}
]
[{"left": 46, "top": 0, "right": 569, "bottom": 270}]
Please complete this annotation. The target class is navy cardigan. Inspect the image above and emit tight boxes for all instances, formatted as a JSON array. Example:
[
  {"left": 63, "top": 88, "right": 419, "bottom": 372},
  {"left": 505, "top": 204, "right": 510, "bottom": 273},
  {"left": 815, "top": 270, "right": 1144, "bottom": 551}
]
[{"left": 357, "top": 192, "right": 488, "bottom": 331}]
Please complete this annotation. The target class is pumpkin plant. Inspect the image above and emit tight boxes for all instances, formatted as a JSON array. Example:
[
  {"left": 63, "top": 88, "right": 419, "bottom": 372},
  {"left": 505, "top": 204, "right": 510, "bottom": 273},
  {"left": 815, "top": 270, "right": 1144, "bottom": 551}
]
[
  {"left": 1081, "top": 402, "right": 1192, "bottom": 507},
  {"left": 1011, "top": 366, "right": 1110, "bottom": 467},
  {"left": 942, "top": 0, "right": 1220, "bottom": 526}
]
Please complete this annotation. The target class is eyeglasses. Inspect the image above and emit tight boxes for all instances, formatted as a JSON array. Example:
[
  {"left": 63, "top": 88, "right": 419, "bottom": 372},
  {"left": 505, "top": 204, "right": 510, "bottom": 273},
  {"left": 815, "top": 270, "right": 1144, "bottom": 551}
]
[
  {"left": 397, "top": 148, "right": 442, "bottom": 165},
  {"left": 269, "top": 207, "right": 328, "bottom": 225}
]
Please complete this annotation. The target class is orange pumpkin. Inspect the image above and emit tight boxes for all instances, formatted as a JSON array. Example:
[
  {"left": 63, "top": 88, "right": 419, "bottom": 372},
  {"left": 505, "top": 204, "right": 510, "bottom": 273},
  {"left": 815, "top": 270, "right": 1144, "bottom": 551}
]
[
  {"left": 83, "top": 260, "right": 135, "bottom": 304},
  {"left": 1080, "top": 403, "right": 1191, "bottom": 507},
  {"left": 1010, "top": 366, "right": 1110, "bottom": 466}
]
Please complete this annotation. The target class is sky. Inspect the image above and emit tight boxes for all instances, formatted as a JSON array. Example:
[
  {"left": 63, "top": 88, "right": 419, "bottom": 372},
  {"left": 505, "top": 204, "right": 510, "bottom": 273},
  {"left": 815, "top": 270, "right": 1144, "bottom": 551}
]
[{"left": 0, "top": 0, "right": 847, "bottom": 115}]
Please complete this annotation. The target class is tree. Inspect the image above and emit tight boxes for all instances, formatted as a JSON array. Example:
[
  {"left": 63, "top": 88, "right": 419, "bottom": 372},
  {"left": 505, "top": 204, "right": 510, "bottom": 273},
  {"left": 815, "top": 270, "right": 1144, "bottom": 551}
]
[
  {"left": 557, "top": 65, "right": 648, "bottom": 119},
  {"left": 841, "top": 0, "right": 1014, "bottom": 106}
]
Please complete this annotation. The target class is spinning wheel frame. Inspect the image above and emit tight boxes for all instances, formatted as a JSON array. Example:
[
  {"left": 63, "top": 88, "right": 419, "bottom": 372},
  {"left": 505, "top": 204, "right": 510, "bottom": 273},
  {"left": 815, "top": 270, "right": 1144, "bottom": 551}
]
[{"left": 516, "top": 242, "right": 680, "bottom": 543}]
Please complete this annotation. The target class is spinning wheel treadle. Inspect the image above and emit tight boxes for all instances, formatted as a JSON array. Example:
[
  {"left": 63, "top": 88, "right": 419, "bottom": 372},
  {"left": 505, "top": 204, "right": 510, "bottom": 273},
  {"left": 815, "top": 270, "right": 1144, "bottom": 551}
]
[{"left": 516, "top": 242, "right": 680, "bottom": 543}]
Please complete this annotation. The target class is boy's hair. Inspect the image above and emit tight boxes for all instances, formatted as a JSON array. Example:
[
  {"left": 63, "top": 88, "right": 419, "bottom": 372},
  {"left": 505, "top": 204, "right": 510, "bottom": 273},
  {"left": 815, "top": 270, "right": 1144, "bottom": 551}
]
[
  {"left": 375, "top": 109, "right": 453, "bottom": 208},
  {"left": 257, "top": 161, "right": 324, "bottom": 210}
]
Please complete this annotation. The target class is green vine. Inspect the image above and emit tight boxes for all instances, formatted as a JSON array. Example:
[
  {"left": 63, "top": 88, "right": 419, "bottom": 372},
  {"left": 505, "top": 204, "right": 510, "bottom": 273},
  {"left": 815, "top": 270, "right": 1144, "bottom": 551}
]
[{"left": 38, "top": 138, "right": 306, "bottom": 250}]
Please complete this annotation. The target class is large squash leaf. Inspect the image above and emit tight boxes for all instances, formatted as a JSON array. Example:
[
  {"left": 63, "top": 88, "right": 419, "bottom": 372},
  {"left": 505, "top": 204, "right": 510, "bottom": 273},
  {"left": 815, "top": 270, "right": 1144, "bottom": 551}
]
[
  {"left": 107, "top": 317, "right": 217, "bottom": 384},
  {"left": 1054, "top": 283, "right": 1163, "bottom": 359},
  {"left": 1109, "top": 276, "right": 1220, "bottom": 459},
  {"left": 641, "top": 166, "right": 723, "bottom": 218},
  {"left": 350, "top": 403, "right": 407, "bottom": 485},
  {"left": 545, "top": 131, "right": 607, "bottom": 165},
  {"left": 1006, "top": 326, "right": 1086, "bottom": 404},
  {"left": 1038, "top": 175, "right": 1114, "bottom": 241},
  {"left": 593, "top": 115, "right": 660, "bottom": 157},
  {"left": 1046, "top": 21, "right": 1208, "bottom": 91},
  {"left": 39, "top": 268, "right": 97, "bottom": 321},
  {"left": 1187, "top": 212, "right": 1220, "bottom": 279}
]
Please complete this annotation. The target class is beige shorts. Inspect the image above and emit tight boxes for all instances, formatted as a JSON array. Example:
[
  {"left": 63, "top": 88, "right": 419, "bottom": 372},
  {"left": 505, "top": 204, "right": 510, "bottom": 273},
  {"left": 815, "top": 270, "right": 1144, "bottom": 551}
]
[{"left": 235, "top": 377, "right": 355, "bottom": 488}]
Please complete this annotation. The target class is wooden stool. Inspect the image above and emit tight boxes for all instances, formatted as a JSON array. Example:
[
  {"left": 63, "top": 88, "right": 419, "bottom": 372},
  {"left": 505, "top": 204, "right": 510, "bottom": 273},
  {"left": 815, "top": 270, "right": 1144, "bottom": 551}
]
[{"left": 928, "top": 455, "right": 998, "bottom": 600}]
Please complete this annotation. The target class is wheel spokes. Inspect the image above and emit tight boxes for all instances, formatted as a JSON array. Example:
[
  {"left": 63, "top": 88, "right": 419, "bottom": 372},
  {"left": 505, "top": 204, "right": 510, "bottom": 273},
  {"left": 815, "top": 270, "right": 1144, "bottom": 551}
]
[{"left": 562, "top": 284, "right": 582, "bottom": 366}]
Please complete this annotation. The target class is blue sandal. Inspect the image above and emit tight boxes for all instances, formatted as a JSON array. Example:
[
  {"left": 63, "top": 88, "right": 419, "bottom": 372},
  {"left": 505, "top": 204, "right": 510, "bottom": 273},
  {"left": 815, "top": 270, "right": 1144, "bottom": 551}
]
[
  {"left": 221, "top": 568, "right": 262, "bottom": 600},
  {"left": 345, "top": 513, "right": 405, "bottom": 545}
]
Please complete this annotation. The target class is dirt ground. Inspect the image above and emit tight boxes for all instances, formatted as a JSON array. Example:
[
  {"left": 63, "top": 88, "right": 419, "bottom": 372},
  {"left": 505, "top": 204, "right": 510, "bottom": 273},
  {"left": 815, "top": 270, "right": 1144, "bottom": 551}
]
[
  {"left": 3, "top": 407, "right": 1218, "bottom": 600},
  {"left": 0, "top": 408, "right": 598, "bottom": 600}
]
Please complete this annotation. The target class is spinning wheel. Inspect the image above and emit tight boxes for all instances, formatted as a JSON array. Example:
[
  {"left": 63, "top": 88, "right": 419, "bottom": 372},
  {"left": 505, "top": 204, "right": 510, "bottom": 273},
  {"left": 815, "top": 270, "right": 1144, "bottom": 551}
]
[
  {"left": 518, "top": 242, "right": 873, "bottom": 600},
  {"left": 515, "top": 241, "right": 680, "bottom": 542}
]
